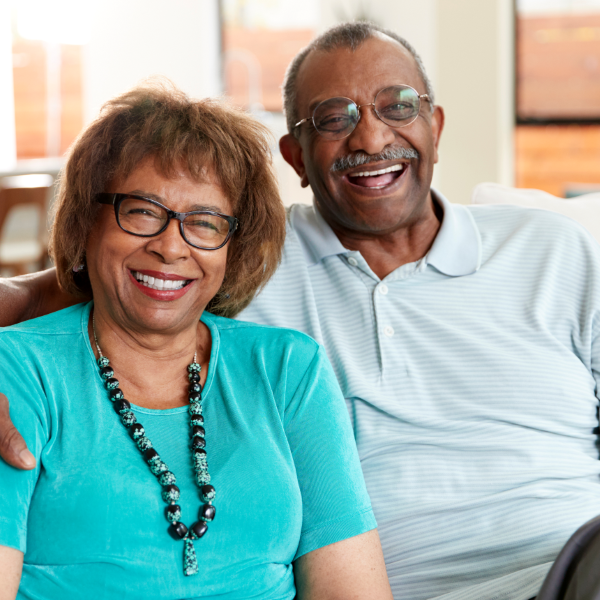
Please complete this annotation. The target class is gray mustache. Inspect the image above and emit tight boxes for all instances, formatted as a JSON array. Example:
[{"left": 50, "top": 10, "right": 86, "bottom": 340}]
[{"left": 330, "top": 147, "right": 419, "bottom": 173}]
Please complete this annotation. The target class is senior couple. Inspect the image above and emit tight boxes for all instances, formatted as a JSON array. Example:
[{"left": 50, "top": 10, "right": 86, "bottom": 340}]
[{"left": 2, "top": 21, "right": 600, "bottom": 600}]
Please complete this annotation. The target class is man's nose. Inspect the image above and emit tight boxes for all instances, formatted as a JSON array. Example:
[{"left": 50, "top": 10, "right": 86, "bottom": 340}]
[
  {"left": 346, "top": 106, "right": 397, "bottom": 155},
  {"left": 146, "top": 218, "right": 191, "bottom": 262}
]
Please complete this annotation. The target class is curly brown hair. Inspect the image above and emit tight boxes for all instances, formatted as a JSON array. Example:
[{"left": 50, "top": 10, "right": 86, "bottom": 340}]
[{"left": 50, "top": 80, "right": 286, "bottom": 318}]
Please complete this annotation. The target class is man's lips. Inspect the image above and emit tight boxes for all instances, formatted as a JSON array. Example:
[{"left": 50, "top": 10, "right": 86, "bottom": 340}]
[
  {"left": 128, "top": 269, "right": 195, "bottom": 301},
  {"left": 345, "top": 163, "right": 408, "bottom": 189}
]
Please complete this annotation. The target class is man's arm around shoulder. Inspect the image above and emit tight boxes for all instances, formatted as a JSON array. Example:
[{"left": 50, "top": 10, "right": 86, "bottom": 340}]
[
  {"left": 0, "top": 268, "right": 80, "bottom": 470},
  {"left": 0, "top": 268, "right": 79, "bottom": 328}
]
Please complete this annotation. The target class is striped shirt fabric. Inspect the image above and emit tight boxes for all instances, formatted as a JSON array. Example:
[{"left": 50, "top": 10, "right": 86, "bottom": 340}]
[{"left": 238, "top": 190, "right": 600, "bottom": 600}]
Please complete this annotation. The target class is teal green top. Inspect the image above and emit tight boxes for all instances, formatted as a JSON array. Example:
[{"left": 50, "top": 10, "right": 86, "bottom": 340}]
[{"left": 0, "top": 302, "right": 375, "bottom": 600}]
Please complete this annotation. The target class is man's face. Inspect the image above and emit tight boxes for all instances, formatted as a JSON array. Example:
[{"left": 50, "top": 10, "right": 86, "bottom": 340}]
[{"left": 281, "top": 35, "right": 444, "bottom": 237}]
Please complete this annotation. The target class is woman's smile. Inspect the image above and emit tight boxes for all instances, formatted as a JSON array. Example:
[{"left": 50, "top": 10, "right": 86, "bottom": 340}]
[{"left": 129, "top": 269, "right": 195, "bottom": 300}]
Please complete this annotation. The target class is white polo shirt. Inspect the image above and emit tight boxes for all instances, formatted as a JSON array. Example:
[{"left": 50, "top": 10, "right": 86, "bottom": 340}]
[{"left": 238, "top": 190, "right": 600, "bottom": 600}]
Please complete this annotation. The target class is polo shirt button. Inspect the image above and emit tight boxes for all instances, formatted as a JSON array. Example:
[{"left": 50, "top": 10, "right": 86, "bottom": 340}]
[
  {"left": 378, "top": 284, "right": 388, "bottom": 295},
  {"left": 348, "top": 257, "right": 358, "bottom": 267},
  {"left": 384, "top": 326, "right": 394, "bottom": 337}
]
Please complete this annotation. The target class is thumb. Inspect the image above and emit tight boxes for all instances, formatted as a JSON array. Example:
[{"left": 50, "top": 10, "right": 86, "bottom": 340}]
[{"left": 0, "top": 393, "right": 36, "bottom": 470}]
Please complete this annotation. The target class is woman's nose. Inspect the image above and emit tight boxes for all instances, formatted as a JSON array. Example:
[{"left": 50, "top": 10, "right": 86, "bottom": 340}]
[{"left": 146, "top": 218, "right": 191, "bottom": 262}]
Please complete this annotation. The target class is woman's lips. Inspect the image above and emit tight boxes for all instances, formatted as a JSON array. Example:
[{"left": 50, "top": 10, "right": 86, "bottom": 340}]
[{"left": 128, "top": 270, "right": 194, "bottom": 301}]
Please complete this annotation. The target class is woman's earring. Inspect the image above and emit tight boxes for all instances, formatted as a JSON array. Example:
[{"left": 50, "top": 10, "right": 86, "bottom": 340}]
[{"left": 73, "top": 263, "right": 86, "bottom": 273}]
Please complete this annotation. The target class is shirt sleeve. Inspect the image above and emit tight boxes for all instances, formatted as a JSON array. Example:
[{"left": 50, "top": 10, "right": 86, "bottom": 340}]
[
  {"left": 0, "top": 332, "right": 49, "bottom": 553},
  {"left": 283, "top": 344, "right": 376, "bottom": 560}
]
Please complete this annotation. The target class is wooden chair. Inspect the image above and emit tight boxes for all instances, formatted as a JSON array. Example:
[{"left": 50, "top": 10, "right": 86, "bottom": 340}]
[{"left": 0, "top": 174, "right": 54, "bottom": 276}]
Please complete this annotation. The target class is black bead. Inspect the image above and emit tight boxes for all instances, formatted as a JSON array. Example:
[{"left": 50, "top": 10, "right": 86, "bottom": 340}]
[
  {"left": 100, "top": 365, "right": 114, "bottom": 379},
  {"left": 113, "top": 399, "right": 131, "bottom": 414},
  {"left": 193, "top": 448, "right": 207, "bottom": 458},
  {"left": 191, "top": 415, "right": 204, "bottom": 425},
  {"left": 191, "top": 521, "right": 208, "bottom": 539},
  {"left": 192, "top": 436, "right": 206, "bottom": 449},
  {"left": 189, "top": 372, "right": 200, "bottom": 383},
  {"left": 168, "top": 521, "right": 188, "bottom": 540},
  {"left": 192, "top": 437, "right": 206, "bottom": 450},
  {"left": 165, "top": 504, "right": 181, "bottom": 521},
  {"left": 189, "top": 392, "right": 202, "bottom": 404},
  {"left": 191, "top": 425, "right": 205, "bottom": 438},
  {"left": 130, "top": 423, "right": 145, "bottom": 439},
  {"left": 144, "top": 448, "right": 159, "bottom": 463},
  {"left": 199, "top": 503, "right": 216, "bottom": 522},
  {"left": 189, "top": 383, "right": 202, "bottom": 394},
  {"left": 201, "top": 484, "right": 216, "bottom": 502},
  {"left": 106, "top": 377, "right": 120, "bottom": 389},
  {"left": 162, "top": 484, "right": 180, "bottom": 503},
  {"left": 109, "top": 388, "right": 124, "bottom": 401}
]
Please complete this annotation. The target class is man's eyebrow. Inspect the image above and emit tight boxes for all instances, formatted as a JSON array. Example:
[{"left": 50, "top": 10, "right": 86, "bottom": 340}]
[{"left": 307, "top": 99, "right": 325, "bottom": 114}]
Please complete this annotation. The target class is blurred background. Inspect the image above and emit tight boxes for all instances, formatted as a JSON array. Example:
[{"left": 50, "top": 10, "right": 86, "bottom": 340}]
[{"left": 0, "top": 0, "right": 599, "bottom": 275}]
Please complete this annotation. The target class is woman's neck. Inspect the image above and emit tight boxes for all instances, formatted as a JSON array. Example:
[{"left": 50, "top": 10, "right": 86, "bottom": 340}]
[{"left": 88, "top": 308, "right": 211, "bottom": 410}]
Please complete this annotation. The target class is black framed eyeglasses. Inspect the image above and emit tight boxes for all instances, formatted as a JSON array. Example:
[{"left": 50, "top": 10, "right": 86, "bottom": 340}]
[
  {"left": 96, "top": 193, "right": 239, "bottom": 251},
  {"left": 294, "top": 84, "right": 432, "bottom": 140}
]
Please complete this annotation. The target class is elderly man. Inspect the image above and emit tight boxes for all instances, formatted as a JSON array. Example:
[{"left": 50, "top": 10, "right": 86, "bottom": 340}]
[{"left": 2, "top": 22, "right": 600, "bottom": 600}]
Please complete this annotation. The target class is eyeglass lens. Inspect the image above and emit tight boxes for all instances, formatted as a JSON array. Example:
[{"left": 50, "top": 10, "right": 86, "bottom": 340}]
[
  {"left": 118, "top": 196, "right": 231, "bottom": 248},
  {"left": 312, "top": 85, "right": 421, "bottom": 140}
]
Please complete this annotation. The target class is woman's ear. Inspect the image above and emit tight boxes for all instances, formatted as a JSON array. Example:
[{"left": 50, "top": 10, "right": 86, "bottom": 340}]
[{"left": 279, "top": 134, "right": 310, "bottom": 188}]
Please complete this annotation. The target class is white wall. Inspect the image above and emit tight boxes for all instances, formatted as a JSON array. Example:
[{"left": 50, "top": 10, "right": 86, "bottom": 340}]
[
  {"left": 436, "top": 0, "right": 515, "bottom": 203},
  {"left": 82, "top": 0, "right": 221, "bottom": 124}
]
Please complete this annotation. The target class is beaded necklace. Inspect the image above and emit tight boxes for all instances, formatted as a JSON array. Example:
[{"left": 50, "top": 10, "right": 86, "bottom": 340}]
[{"left": 92, "top": 315, "right": 216, "bottom": 577}]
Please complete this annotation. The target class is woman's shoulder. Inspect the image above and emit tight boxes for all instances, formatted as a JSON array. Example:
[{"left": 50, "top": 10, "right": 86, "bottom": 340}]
[{"left": 202, "top": 313, "right": 320, "bottom": 356}]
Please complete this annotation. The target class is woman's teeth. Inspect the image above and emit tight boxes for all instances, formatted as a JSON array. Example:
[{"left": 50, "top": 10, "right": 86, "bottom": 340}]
[{"left": 132, "top": 271, "right": 188, "bottom": 291}]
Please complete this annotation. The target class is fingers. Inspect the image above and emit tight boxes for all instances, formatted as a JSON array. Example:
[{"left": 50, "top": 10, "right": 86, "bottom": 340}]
[{"left": 0, "top": 393, "right": 36, "bottom": 470}]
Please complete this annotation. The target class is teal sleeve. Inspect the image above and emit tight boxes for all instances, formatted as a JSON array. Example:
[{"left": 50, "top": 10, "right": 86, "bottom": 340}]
[
  {"left": 284, "top": 345, "right": 376, "bottom": 560},
  {"left": 0, "top": 333, "right": 49, "bottom": 553}
]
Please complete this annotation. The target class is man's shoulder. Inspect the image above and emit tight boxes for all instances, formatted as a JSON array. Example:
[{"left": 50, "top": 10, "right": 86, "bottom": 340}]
[
  {"left": 466, "top": 203, "right": 597, "bottom": 246},
  {"left": 467, "top": 202, "right": 590, "bottom": 230}
]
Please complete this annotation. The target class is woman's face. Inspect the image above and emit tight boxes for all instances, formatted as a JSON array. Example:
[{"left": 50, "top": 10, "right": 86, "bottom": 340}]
[{"left": 86, "top": 157, "right": 233, "bottom": 335}]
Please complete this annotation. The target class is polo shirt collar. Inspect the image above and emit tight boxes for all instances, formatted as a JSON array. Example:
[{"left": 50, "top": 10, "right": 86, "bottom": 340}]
[
  {"left": 290, "top": 188, "right": 481, "bottom": 276},
  {"left": 427, "top": 189, "right": 482, "bottom": 276}
]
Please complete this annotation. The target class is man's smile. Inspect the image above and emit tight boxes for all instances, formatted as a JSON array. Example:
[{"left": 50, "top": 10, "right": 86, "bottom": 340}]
[{"left": 346, "top": 163, "right": 408, "bottom": 189}]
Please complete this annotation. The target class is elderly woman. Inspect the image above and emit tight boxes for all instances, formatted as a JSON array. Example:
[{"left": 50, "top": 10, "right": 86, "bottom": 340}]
[{"left": 0, "top": 83, "right": 392, "bottom": 600}]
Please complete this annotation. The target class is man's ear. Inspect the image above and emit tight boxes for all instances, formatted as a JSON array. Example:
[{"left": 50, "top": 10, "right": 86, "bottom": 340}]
[
  {"left": 431, "top": 105, "right": 445, "bottom": 165},
  {"left": 280, "top": 134, "right": 310, "bottom": 188}
]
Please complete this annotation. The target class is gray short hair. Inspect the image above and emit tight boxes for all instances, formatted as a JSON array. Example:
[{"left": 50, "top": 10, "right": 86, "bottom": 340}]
[{"left": 283, "top": 21, "right": 435, "bottom": 136}]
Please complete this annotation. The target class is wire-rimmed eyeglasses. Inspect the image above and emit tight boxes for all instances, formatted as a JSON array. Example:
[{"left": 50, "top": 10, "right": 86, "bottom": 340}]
[
  {"left": 294, "top": 84, "right": 431, "bottom": 141},
  {"left": 96, "top": 193, "right": 239, "bottom": 251}
]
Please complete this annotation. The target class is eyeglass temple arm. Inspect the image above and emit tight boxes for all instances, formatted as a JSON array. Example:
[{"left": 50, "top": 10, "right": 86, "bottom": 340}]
[
  {"left": 96, "top": 193, "right": 118, "bottom": 205},
  {"left": 293, "top": 117, "right": 311, "bottom": 129}
]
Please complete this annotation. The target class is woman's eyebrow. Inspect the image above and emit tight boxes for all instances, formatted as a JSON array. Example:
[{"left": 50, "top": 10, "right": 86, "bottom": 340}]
[
  {"left": 129, "top": 190, "right": 164, "bottom": 202},
  {"left": 188, "top": 204, "right": 222, "bottom": 212},
  {"left": 127, "top": 192, "right": 221, "bottom": 213}
]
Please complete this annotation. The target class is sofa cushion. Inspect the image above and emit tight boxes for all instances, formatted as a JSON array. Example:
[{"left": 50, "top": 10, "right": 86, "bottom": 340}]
[{"left": 471, "top": 182, "right": 600, "bottom": 243}]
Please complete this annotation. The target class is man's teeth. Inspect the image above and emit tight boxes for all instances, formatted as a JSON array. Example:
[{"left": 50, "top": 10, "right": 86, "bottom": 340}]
[
  {"left": 351, "top": 164, "right": 406, "bottom": 177},
  {"left": 133, "top": 271, "right": 188, "bottom": 291}
]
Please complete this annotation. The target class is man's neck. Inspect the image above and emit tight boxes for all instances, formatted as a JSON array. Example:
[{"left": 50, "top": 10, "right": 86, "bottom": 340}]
[{"left": 326, "top": 194, "right": 443, "bottom": 280}]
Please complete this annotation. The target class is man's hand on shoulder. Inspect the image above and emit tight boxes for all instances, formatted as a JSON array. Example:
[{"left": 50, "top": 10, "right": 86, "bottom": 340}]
[
  {"left": 0, "top": 394, "right": 35, "bottom": 470},
  {"left": 0, "top": 268, "right": 80, "bottom": 327}
]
